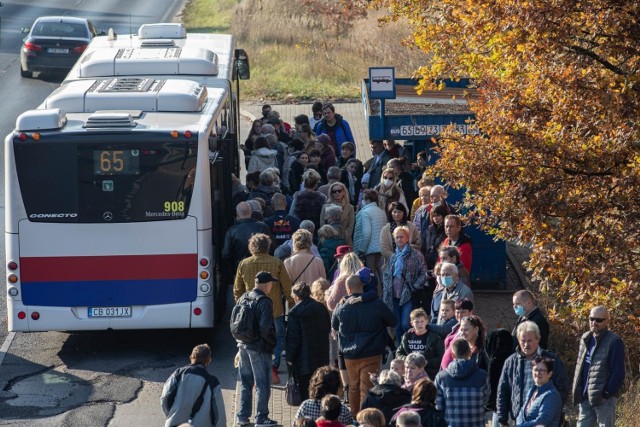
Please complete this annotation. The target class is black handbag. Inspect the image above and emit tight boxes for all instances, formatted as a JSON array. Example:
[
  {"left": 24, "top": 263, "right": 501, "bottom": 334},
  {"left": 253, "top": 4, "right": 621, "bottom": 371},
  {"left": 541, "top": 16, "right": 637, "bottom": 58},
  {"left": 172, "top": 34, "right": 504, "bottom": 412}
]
[{"left": 285, "top": 365, "right": 302, "bottom": 406}]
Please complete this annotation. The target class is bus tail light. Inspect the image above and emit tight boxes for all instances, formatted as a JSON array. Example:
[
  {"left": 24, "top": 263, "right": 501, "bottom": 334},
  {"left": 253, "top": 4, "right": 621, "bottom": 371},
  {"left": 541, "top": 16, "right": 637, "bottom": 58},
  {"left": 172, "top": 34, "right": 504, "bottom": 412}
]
[
  {"left": 8, "top": 274, "right": 18, "bottom": 284},
  {"left": 184, "top": 130, "right": 193, "bottom": 138},
  {"left": 31, "top": 312, "right": 40, "bottom": 320},
  {"left": 7, "top": 261, "right": 18, "bottom": 270},
  {"left": 17, "top": 312, "right": 26, "bottom": 320},
  {"left": 200, "top": 283, "right": 211, "bottom": 293},
  {"left": 200, "top": 271, "right": 209, "bottom": 280},
  {"left": 8, "top": 287, "right": 19, "bottom": 297},
  {"left": 199, "top": 258, "right": 209, "bottom": 267},
  {"left": 193, "top": 307, "right": 202, "bottom": 316}
]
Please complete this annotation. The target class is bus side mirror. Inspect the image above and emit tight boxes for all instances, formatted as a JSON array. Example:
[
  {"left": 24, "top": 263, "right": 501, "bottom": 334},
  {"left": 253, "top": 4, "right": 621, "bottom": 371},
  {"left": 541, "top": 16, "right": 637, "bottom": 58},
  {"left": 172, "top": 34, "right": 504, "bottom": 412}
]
[{"left": 234, "top": 48, "right": 250, "bottom": 80}]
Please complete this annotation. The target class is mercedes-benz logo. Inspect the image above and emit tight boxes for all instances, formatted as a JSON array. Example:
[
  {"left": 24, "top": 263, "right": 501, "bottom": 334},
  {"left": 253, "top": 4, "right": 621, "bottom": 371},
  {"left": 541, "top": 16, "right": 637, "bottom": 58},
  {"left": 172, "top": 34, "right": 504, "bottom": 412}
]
[{"left": 103, "top": 211, "right": 113, "bottom": 221}]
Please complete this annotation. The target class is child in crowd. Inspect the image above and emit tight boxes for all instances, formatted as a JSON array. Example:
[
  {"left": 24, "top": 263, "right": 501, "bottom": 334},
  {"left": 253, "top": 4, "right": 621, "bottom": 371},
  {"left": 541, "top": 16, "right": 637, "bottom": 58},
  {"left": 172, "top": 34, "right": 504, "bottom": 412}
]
[
  {"left": 390, "top": 358, "right": 406, "bottom": 384},
  {"left": 396, "top": 308, "right": 445, "bottom": 379},
  {"left": 356, "top": 408, "right": 386, "bottom": 427},
  {"left": 428, "top": 299, "right": 457, "bottom": 339},
  {"left": 316, "top": 394, "right": 345, "bottom": 427},
  {"left": 310, "top": 278, "right": 330, "bottom": 305}
]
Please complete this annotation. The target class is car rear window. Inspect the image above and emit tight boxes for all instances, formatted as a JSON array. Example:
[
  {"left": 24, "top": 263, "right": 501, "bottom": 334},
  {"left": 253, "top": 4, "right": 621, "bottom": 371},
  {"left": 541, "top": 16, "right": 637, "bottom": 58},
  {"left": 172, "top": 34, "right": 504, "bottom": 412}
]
[{"left": 34, "top": 22, "right": 88, "bottom": 38}]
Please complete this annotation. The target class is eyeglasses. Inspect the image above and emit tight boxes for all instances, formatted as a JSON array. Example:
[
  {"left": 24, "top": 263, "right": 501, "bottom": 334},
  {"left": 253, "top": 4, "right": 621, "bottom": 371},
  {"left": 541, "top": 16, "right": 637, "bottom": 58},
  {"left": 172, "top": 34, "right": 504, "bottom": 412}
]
[
  {"left": 331, "top": 189, "right": 343, "bottom": 194},
  {"left": 589, "top": 317, "right": 607, "bottom": 323},
  {"left": 533, "top": 369, "right": 548, "bottom": 374}
]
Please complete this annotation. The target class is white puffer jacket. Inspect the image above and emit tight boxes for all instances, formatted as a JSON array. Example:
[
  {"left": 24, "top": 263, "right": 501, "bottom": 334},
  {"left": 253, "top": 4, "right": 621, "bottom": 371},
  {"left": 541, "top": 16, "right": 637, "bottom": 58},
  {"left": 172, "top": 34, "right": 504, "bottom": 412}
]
[{"left": 352, "top": 202, "right": 387, "bottom": 255}]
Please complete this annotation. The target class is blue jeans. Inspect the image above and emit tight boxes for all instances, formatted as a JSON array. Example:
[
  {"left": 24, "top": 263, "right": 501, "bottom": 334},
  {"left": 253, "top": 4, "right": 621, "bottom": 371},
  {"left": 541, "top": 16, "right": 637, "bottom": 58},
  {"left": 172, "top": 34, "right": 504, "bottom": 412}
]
[
  {"left": 237, "top": 347, "right": 272, "bottom": 422},
  {"left": 577, "top": 397, "right": 618, "bottom": 427},
  {"left": 392, "top": 297, "right": 413, "bottom": 343},
  {"left": 273, "top": 315, "right": 285, "bottom": 369}
]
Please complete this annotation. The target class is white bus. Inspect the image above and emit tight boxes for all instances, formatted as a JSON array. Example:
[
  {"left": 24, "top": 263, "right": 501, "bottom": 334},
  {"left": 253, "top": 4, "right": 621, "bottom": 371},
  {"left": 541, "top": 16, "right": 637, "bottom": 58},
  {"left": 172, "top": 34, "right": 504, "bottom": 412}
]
[{"left": 5, "top": 23, "right": 249, "bottom": 332}]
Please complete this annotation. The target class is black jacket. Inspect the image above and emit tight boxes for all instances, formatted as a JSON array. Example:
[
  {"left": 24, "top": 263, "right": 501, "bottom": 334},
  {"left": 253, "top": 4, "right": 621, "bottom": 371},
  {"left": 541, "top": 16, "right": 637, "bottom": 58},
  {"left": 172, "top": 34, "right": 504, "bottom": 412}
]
[
  {"left": 221, "top": 218, "right": 272, "bottom": 271},
  {"left": 286, "top": 297, "right": 331, "bottom": 376},
  {"left": 332, "top": 294, "right": 397, "bottom": 359},
  {"left": 512, "top": 306, "right": 550, "bottom": 350},
  {"left": 485, "top": 328, "right": 515, "bottom": 411},
  {"left": 361, "top": 384, "right": 411, "bottom": 426},
  {"left": 423, "top": 223, "right": 446, "bottom": 268},
  {"left": 238, "top": 288, "right": 276, "bottom": 354}
]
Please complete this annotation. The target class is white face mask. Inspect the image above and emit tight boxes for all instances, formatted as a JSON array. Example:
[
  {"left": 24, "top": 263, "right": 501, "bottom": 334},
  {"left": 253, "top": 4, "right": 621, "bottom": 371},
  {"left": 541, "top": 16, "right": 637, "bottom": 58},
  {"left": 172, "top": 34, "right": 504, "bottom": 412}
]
[{"left": 383, "top": 178, "right": 393, "bottom": 187}]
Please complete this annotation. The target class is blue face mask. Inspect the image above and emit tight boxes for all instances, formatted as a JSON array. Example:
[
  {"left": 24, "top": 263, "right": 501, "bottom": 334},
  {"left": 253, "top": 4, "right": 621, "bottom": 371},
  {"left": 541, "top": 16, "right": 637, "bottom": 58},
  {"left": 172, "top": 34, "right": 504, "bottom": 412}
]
[
  {"left": 514, "top": 305, "right": 526, "bottom": 317},
  {"left": 442, "top": 275, "right": 454, "bottom": 287}
]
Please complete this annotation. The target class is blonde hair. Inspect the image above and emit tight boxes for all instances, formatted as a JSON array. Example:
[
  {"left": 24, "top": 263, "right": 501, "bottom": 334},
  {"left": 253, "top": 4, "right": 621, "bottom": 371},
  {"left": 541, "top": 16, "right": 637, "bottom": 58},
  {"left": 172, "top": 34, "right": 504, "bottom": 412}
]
[
  {"left": 327, "top": 182, "right": 349, "bottom": 207},
  {"left": 338, "top": 252, "right": 363, "bottom": 278}
]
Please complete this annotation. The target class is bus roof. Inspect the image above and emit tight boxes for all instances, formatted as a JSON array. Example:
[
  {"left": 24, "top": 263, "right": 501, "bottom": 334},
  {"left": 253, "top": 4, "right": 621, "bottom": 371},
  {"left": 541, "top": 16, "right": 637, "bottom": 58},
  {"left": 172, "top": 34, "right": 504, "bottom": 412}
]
[
  {"left": 15, "top": 78, "right": 227, "bottom": 133},
  {"left": 64, "top": 23, "right": 236, "bottom": 84}
]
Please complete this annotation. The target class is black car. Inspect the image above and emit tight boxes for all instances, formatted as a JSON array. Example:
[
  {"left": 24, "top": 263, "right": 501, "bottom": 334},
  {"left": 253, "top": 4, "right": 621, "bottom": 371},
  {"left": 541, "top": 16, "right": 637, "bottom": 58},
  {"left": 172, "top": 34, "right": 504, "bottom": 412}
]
[{"left": 20, "top": 16, "right": 103, "bottom": 78}]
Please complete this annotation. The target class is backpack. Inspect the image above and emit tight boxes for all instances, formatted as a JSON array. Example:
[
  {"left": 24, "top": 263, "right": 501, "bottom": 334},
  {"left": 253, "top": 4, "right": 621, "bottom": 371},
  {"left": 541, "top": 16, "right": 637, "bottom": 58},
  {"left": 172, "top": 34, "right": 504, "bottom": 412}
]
[{"left": 230, "top": 292, "right": 266, "bottom": 343}]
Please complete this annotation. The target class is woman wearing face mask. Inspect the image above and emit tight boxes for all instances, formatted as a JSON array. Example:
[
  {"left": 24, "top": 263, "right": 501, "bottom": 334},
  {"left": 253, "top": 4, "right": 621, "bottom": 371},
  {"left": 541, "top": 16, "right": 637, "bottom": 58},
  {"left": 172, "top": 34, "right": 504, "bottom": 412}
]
[
  {"left": 382, "top": 226, "right": 429, "bottom": 342},
  {"left": 374, "top": 168, "right": 408, "bottom": 213},
  {"left": 440, "top": 315, "right": 489, "bottom": 371},
  {"left": 438, "top": 246, "right": 471, "bottom": 287}
]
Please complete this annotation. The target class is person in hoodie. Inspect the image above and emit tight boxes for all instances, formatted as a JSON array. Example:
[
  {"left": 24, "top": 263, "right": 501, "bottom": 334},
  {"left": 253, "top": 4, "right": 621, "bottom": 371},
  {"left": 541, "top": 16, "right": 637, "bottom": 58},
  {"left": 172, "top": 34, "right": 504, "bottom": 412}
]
[
  {"left": 248, "top": 136, "right": 278, "bottom": 173},
  {"left": 161, "top": 344, "right": 226, "bottom": 427},
  {"left": 286, "top": 282, "right": 331, "bottom": 401},
  {"left": 361, "top": 370, "right": 411, "bottom": 426},
  {"left": 435, "top": 338, "right": 489, "bottom": 427}
]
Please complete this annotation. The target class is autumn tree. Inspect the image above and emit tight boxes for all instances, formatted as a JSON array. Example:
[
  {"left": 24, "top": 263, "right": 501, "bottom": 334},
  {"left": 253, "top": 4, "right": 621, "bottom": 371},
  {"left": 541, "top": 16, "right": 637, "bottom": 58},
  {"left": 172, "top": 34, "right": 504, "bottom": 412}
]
[{"left": 349, "top": 0, "right": 640, "bottom": 367}]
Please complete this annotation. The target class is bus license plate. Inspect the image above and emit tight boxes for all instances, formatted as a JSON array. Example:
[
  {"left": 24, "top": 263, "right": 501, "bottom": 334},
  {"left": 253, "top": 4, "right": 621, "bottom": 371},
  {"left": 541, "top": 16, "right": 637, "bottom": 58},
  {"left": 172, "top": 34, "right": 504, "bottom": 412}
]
[{"left": 88, "top": 307, "right": 132, "bottom": 318}]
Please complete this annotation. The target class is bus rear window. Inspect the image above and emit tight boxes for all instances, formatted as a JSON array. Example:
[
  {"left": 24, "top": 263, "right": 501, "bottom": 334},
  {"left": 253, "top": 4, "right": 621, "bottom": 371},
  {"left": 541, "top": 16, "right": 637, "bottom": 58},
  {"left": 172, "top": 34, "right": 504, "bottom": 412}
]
[{"left": 14, "top": 139, "right": 197, "bottom": 223}]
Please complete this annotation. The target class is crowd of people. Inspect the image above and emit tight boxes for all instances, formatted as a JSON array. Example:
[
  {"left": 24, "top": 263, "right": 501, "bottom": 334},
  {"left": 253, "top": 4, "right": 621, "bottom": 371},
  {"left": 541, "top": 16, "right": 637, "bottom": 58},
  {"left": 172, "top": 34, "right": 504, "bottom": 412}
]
[{"left": 161, "top": 104, "right": 626, "bottom": 427}]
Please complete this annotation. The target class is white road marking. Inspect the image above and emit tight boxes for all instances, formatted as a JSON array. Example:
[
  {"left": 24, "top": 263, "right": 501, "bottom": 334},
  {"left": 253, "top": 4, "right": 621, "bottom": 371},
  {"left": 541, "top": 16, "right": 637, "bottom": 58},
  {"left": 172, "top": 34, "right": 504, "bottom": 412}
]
[{"left": 0, "top": 332, "right": 16, "bottom": 367}]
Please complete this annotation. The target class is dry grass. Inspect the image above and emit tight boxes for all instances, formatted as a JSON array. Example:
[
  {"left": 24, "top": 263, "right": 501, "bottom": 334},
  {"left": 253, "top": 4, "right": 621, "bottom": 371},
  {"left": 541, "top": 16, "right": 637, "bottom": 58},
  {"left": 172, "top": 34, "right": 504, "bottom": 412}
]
[{"left": 182, "top": 0, "right": 428, "bottom": 100}]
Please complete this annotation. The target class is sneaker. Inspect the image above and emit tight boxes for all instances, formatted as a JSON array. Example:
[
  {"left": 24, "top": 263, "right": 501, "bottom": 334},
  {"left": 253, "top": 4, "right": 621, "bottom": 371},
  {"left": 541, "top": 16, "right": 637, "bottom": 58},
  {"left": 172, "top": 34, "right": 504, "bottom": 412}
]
[
  {"left": 255, "top": 417, "right": 278, "bottom": 426},
  {"left": 271, "top": 366, "right": 281, "bottom": 385},
  {"left": 236, "top": 419, "right": 250, "bottom": 426}
]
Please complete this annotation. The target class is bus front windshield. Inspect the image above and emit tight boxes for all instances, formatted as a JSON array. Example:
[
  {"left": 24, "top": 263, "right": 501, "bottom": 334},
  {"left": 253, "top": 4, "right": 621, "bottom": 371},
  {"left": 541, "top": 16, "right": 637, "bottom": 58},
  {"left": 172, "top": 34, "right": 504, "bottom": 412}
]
[{"left": 14, "top": 136, "right": 198, "bottom": 223}]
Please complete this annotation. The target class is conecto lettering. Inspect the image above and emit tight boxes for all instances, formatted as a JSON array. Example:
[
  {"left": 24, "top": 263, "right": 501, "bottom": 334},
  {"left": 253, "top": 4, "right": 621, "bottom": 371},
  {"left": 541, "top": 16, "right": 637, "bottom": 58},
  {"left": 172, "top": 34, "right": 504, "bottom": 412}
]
[{"left": 29, "top": 213, "right": 78, "bottom": 218}]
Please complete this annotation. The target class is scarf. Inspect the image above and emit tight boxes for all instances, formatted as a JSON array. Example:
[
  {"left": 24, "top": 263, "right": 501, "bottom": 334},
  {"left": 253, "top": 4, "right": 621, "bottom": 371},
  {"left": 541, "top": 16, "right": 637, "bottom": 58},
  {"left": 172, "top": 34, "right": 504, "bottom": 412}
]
[{"left": 393, "top": 244, "right": 411, "bottom": 278}]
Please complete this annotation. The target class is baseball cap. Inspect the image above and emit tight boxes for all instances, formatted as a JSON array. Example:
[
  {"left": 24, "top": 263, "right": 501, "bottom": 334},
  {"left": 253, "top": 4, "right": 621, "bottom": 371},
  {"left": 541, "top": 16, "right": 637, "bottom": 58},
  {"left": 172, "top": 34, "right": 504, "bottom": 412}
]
[
  {"left": 255, "top": 271, "right": 278, "bottom": 284},
  {"left": 357, "top": 267, "right": 372, "bottom": 284}
]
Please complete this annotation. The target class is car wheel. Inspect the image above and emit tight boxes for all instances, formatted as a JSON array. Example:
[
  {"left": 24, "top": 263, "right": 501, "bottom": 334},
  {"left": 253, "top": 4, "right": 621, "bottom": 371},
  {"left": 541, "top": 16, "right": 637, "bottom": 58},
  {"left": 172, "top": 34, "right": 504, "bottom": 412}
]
[{"left": 20, "top": 65, "right": 33, "bottom": 78}]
